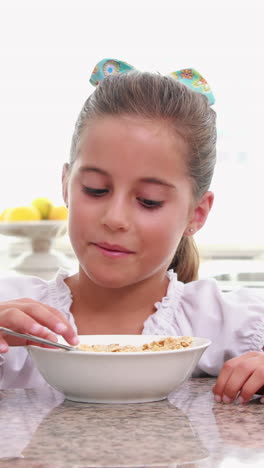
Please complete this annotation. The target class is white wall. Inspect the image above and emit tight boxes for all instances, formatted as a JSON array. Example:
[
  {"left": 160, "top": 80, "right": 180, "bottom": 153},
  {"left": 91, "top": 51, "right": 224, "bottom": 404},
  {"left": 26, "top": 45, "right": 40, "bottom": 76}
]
[{"left": 0, "top": 0, "right": 263, "bottom": 244}]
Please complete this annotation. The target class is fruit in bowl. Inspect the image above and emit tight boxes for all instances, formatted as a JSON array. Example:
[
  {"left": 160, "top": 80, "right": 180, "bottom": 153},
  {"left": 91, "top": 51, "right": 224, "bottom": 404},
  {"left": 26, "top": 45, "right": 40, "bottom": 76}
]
[
  {"left": 48, "top": 205, "right": 68, "bottom": 220},
  {"left": 31, "top": 197, "right": 54, "bottom": 219},
  {"left": 3, "top": 206, "right": 41, "bottom": 222},
  {"left": 0, "top": 197, "right": 68, "bottom": 222}
]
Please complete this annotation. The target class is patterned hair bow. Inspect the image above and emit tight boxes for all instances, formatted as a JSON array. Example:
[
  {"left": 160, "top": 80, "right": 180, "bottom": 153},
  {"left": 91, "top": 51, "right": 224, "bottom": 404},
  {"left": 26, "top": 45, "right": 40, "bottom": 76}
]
[{"left": 89, "top": 58, "right": 215, "bottom": 106}]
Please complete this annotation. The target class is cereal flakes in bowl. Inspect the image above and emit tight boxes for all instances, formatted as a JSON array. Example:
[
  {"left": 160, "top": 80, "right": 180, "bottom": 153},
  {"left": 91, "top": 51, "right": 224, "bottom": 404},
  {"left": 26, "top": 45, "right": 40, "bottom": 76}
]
[{"left": 27, "top": 334, "right": 211, "bottom": 404}]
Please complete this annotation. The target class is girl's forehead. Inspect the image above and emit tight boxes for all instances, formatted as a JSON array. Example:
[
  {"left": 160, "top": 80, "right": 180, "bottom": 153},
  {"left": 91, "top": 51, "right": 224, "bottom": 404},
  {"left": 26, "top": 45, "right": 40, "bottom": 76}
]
[
  {"left": 78, "top": 115, "right": 188, "bottom": 159},
  {"left": 88, "top": 114, "right": 172, "bottom": 132},
  {"left": 73, "top": 116, "right": 190, "bottom": 188}
]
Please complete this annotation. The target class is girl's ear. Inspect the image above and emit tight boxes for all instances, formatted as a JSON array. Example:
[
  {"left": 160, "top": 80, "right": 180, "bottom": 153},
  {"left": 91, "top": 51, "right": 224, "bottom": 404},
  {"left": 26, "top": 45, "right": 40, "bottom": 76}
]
[
  {"left": 184, "top": 191, "right": 214, "bottom": 236},
  {"left": 62, "top": 163, "right": 70, "bottom": 206}
]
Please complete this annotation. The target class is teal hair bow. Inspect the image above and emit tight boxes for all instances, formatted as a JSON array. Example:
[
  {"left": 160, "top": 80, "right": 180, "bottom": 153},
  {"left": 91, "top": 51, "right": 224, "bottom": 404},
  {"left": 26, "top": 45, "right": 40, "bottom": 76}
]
[{"left": 89, "top": 58, "right": 215, "bottom": 106}]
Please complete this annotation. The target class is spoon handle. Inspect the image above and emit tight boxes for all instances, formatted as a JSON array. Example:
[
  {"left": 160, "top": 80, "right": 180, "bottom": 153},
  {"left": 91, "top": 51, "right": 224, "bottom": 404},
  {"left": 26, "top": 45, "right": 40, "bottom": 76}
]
[{"left": 0, "top": 326, "right": 73, "bottom": 350}]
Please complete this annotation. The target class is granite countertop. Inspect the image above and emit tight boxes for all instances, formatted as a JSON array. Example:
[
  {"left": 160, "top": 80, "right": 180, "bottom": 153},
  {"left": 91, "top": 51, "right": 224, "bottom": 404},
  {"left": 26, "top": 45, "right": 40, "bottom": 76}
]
[{"left": 1, "top": 378, "right": 264, "bottom": 467}]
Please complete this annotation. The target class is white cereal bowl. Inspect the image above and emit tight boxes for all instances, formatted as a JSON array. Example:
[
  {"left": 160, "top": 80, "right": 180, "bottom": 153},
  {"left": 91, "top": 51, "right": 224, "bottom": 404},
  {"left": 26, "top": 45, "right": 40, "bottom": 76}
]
[{"left": 27, "top": 335, "right": 211, "bottom": 404}]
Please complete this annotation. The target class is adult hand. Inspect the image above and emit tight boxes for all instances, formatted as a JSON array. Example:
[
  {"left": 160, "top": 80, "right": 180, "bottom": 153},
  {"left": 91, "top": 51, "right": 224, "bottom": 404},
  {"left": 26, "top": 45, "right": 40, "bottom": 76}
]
[
  {"left": 0, "top": 298, "right": 79, "bottom": 352},
  {"left": 212, "top": 351, "right": 264, "bottom": 404}
]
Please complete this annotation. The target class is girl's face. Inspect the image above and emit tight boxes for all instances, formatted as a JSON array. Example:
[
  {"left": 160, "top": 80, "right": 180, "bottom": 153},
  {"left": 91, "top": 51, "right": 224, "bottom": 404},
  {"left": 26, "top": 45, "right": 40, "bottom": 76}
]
[{"left": 63, "top": 116, "right": 212, "bottom": 288}]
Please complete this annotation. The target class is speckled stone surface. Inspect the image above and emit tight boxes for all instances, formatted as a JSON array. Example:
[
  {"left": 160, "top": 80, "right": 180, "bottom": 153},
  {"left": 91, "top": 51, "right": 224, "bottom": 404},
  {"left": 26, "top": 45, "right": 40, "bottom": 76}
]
[{"left": 1, "top": 378, "right": 264, "bottom": 467}]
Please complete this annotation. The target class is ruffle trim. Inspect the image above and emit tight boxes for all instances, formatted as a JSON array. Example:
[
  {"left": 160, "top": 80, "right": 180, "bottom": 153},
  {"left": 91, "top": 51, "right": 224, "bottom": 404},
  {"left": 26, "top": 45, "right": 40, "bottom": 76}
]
[
  {"left": 47, "top": 268, "right": 74, "bottom": 321},
  {"left": 153, "top": 269, "right": 181, "bottom": 310},
  {"left": 143, "top": 269, "right": 184, "bottom": 335}
]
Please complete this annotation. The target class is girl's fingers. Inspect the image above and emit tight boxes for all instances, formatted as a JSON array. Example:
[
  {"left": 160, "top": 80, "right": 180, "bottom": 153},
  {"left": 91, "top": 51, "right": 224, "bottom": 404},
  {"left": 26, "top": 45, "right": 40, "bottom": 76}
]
[
  {"left": 11, "top": 298, "right": 70, "bottom": 321},
  {"left": 0, "top": 324, "right": 60, "bottom": 351},
  {"left": 238, "top": 367, "right": 264, "bottom": 403},
  {"left": 213, "top": 352, "right": 264, "bottom": 403},
  {"left": 0, "top": 308, "right": 59, "bottom": 346},
  {"left": 1, "top": 300, "right": 79, "bottom": 345},
  {"left": 216, "top": 361, "right": 254, "bottom": 402},
  {"left": 213, "top": 356, "right": 241, "bottom": 398},
  {"left": 26, "top": 300, "right": 79, "bottom": 345}
]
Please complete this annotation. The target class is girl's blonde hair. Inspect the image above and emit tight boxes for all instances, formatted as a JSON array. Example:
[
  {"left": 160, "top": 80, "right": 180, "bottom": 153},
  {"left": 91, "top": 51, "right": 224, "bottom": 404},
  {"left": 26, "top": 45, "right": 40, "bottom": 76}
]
[{"left": 70, "top": 71, "right": 217, "bottom": 283}]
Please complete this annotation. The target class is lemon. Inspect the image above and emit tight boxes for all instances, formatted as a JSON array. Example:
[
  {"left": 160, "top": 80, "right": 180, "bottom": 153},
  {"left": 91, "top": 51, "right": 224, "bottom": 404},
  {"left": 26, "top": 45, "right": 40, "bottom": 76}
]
[
  {"left": 31, "top": 197, "right": 53, "bottom": 219},
  {"left": 4, "top": 206, "right": 41, "bottom": 222},
  {"left": 48, "top": 205, "right": 68, "bottom": 220},
  {"left": 0, "top": 208, "right": 10, "bottom": 221}
]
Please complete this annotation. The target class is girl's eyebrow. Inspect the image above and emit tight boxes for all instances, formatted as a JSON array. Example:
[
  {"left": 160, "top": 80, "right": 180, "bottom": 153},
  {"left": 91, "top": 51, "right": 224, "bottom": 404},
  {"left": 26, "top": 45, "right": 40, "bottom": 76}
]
[
  {"left": 79, "top": 166, "right": 107, "bottom": 175},
  {"left": 79, "top": 166, "right": 176, "bottom": 189},
  {"left": 140, "top": 177, "right": 176, "bottom": 189}
]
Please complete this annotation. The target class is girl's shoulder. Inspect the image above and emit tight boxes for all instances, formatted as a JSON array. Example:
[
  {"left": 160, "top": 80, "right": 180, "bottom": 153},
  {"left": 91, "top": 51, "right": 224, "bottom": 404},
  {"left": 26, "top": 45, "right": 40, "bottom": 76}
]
[
  {"left": 0, "top": 268, "right": 72, "bottom": 311},
  {"left": 154, "top": 270, "right": 221, "bottom": 312},
  {"left": 165, "top": 269, "right": 264, "bottom": 307},
  {"left": 144, "top": 269, "right": 264, "bottom": 335},
  {"left": 144, "top": 271, "right": 264, "bottom": 375}
]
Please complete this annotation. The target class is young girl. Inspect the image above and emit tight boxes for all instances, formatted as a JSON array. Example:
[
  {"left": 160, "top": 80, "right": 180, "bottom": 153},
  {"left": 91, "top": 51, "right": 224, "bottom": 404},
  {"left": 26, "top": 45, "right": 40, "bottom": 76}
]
[{"left": 0, "top": 59, "right": 264, "bottom": 405}]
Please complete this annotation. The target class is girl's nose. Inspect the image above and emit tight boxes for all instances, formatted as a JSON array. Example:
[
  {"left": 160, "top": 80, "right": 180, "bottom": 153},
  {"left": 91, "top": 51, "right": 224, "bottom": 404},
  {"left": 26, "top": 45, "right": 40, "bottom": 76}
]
[{"left": 101, "top": 198, "right": 130, "bottom": 232}]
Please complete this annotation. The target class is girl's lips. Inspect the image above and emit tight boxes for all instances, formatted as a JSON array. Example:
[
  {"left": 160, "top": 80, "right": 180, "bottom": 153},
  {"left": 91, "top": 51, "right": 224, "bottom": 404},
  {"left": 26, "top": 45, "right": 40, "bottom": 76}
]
[{"left": 92, "top": 242, "right": 135, "bottom": 257}]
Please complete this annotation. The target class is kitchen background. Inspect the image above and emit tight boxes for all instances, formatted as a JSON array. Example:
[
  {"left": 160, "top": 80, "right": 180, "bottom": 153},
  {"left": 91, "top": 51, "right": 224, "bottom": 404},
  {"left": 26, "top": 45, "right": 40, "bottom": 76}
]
[{"left": 0, "top": 0, "right": 263, "bottom": 288}]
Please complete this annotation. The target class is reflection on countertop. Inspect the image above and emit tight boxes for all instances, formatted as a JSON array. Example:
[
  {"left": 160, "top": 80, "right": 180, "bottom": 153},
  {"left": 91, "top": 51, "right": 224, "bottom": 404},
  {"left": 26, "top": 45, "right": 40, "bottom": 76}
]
[{"left": 1, "top": 378, "right": 264, "bottom": 467}]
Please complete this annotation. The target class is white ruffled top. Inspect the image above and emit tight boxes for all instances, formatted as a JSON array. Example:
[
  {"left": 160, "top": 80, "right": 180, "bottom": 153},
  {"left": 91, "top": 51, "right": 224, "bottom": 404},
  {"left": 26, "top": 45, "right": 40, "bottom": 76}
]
[{"left": 1, "top": 268, "right": 264, "bottom": 389}]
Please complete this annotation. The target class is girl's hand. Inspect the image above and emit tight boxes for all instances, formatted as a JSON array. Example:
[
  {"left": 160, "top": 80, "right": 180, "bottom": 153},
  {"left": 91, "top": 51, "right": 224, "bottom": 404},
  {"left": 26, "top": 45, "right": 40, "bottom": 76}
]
[
  {"left": 212, "top": 351, "right": 264, "bottom": 404},
  {"left": 0, "top": 298, "right": 79, "bottom": 353}
]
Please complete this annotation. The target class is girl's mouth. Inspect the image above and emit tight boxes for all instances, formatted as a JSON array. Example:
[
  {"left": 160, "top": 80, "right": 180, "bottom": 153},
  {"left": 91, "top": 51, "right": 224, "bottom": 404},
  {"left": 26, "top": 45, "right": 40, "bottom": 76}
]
[{"left": 92, "top": 242, "right": 135, "bottom": 257}]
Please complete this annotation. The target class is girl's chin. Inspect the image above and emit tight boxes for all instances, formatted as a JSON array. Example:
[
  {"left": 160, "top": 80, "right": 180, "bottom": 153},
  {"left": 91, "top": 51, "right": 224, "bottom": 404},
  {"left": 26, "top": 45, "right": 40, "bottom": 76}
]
[{"left": 83, "top": 269, "right": 135, "bottom": 289}]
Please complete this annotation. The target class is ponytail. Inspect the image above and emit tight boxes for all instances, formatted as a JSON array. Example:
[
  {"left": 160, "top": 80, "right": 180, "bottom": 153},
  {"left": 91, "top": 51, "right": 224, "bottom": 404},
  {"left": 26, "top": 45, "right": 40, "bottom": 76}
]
[{"left": 169, "top": 237, "right": 199, "bottom": 283}]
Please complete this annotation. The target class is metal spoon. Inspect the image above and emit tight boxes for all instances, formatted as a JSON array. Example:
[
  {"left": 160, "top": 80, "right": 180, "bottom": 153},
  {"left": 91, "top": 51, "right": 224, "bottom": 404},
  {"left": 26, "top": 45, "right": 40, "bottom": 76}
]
[{"left": 0, "top": 326, "right": 75, "bottom": 351}]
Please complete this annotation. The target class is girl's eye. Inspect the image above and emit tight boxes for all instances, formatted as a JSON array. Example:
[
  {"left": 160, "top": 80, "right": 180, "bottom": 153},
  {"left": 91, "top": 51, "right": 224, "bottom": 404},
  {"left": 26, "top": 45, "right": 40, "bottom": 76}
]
[
  {"left": 82, "top": 186, "right": 108, "bottom": 197},
  {"left": 137, "top": 198, "right": 164, "bottom": 209}
]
